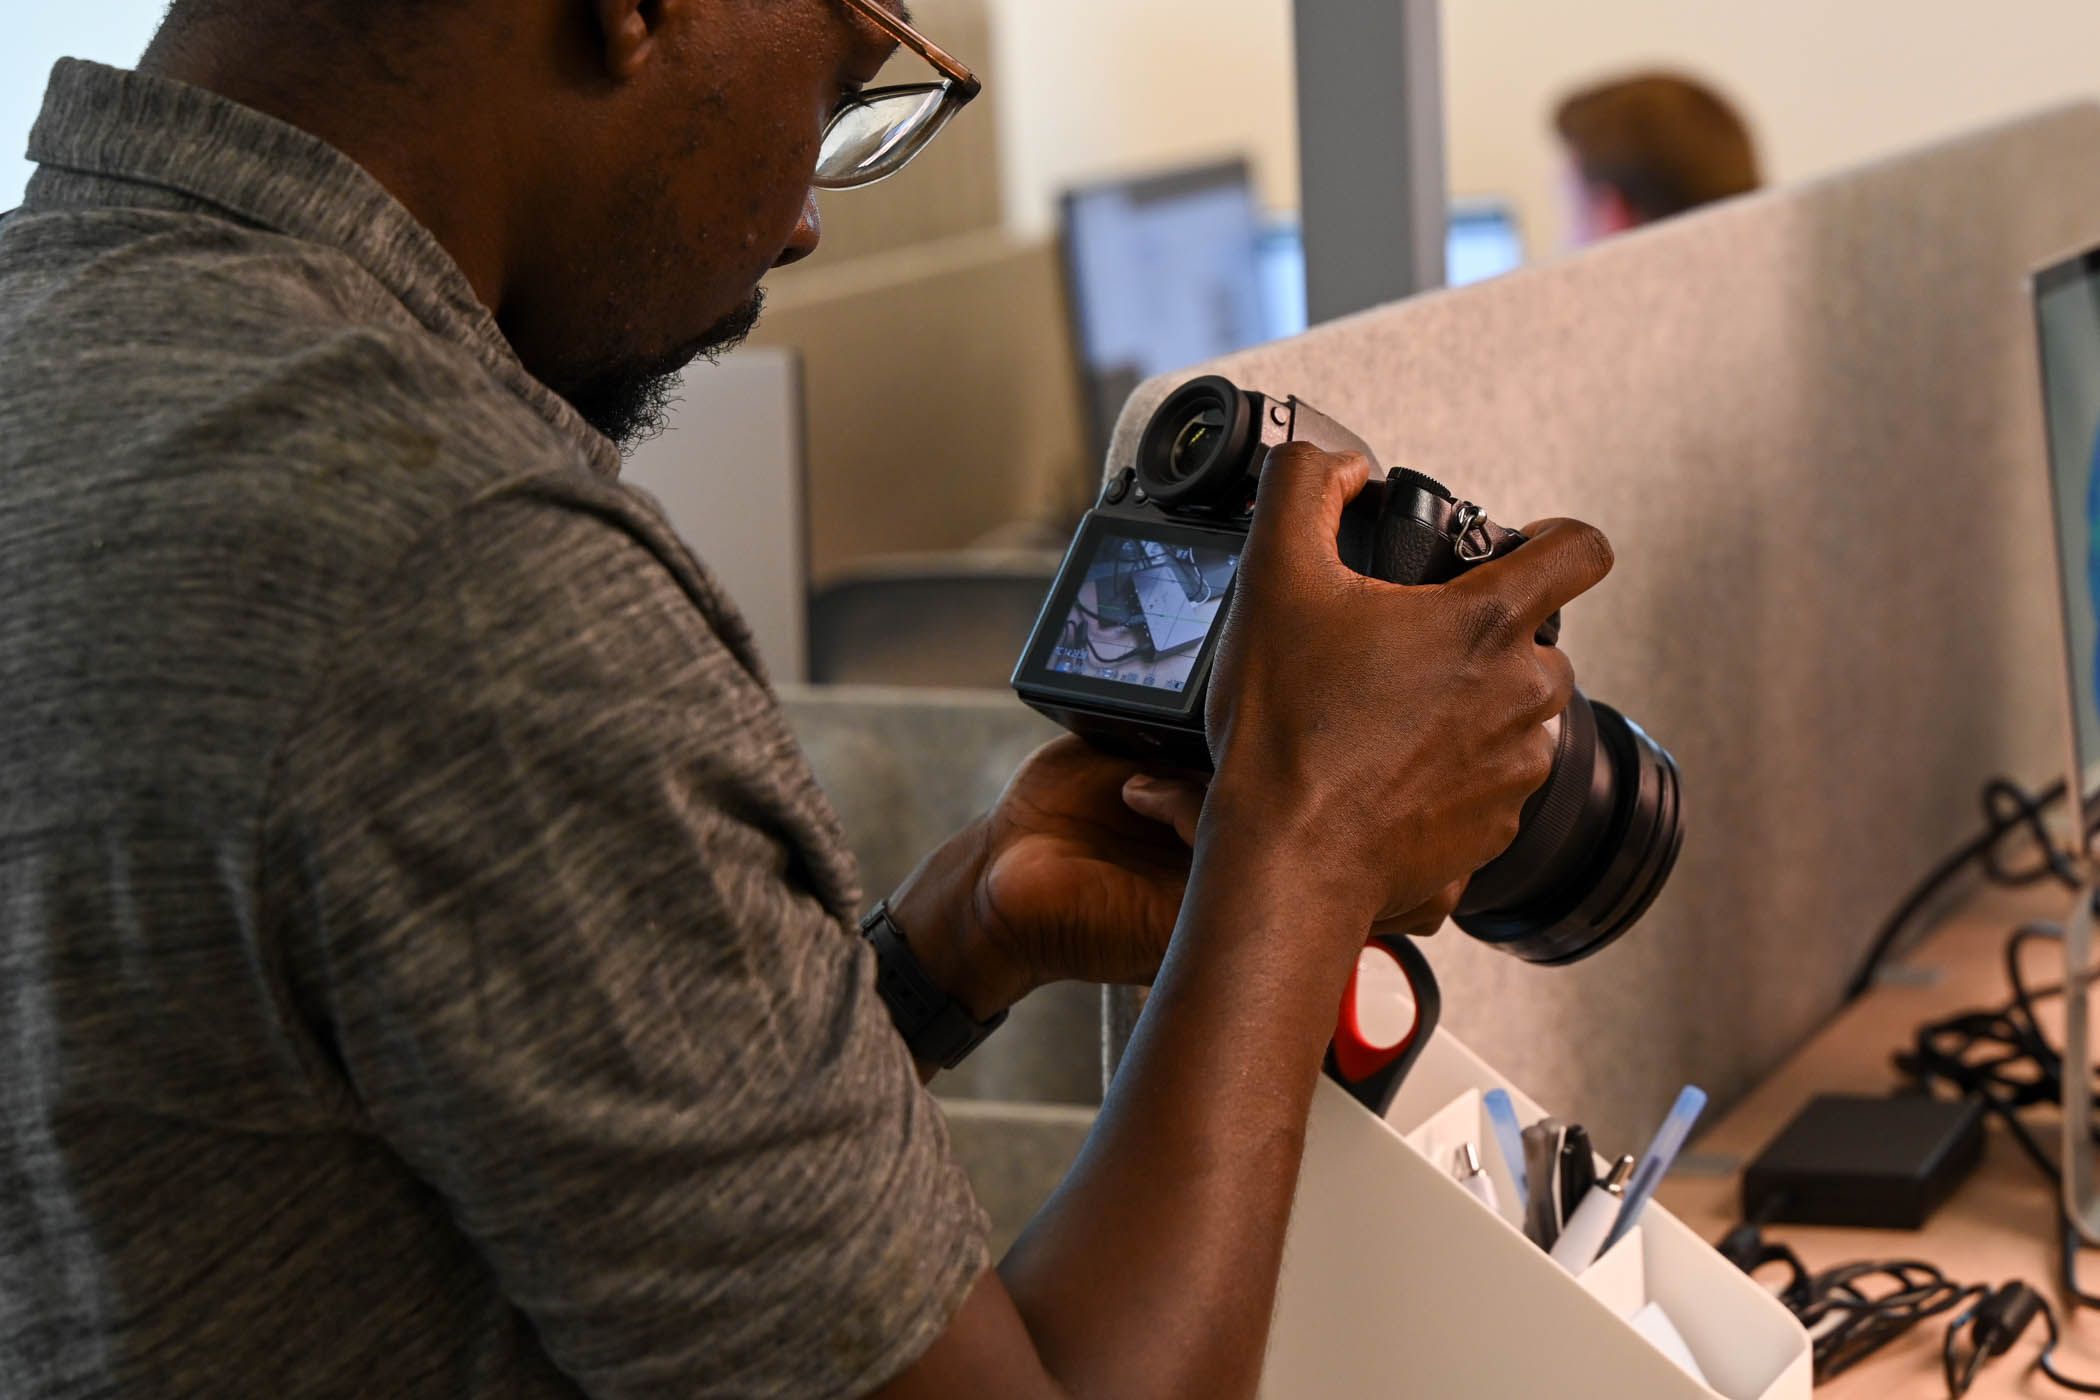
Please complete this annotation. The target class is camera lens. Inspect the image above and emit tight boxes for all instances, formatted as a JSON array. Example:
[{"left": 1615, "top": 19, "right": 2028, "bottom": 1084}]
[
  {"left": 1453, "top": 690, "right": 1683, "bottom": 965},
  {"left": 1136, "top": 376, "right": 1260, "bottom": 510}
]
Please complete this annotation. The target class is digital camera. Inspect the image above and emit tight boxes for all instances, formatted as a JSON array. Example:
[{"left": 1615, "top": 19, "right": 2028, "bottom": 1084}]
[{"left": 1013, "top": 375, "right": 1684, "bottom": 965}]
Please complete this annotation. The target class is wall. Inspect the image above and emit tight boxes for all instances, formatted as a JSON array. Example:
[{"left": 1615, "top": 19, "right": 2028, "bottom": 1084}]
[
  {"left": 983, "top": 0, "right": 1302, "bottom": 234},
  {"left": 23, "top": 3, "right": 2100, "bottom": 262},
  {"left": 985, "top": 0, "right": 2100, "bottom": 260},
  {"left": 1448, "top": 0, "right": 2100, "bottom": 256}
]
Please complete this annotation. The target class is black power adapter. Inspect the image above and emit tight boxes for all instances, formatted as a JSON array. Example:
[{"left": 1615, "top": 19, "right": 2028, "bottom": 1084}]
[{"left": 1742, "top": 1094, "right": 1988, "bottom": 1230}]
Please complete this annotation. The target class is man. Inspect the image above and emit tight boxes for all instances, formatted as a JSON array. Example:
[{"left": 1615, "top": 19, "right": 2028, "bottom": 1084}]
[
  {"left": 0, "top": 1, "right": 1610, "bottom": 1395},
  {"left": 1555, "top": 71, "right": 1763, "bottom": 246}
]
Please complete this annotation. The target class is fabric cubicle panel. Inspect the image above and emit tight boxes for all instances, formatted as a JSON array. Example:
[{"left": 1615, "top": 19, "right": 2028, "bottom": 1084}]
[{"left": 1109, "top": 105, "right": 2100, "bottom": 1144}]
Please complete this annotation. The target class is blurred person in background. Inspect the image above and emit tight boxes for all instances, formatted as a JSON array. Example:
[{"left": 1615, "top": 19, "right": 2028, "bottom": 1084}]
[{"left": 1555, "top": 71, "right": 1763, "bottom": 246}]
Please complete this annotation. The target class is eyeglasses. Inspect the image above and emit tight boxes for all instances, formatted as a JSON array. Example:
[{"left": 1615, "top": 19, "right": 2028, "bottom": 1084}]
[{"left": 816, "top": 0, "right": 983, "bottom": 191}]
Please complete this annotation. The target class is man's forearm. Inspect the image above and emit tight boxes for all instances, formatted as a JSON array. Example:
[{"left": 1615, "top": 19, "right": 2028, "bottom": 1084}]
[{"left": 994, "top": 831, "right": 1372, "bottom": 1397}]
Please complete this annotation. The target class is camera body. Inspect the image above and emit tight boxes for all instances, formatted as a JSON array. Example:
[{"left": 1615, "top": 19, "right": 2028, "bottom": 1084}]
[
  {"left": 1013, "top": 375, "right": 1539, "bottom": 769},
  {"left": 1014, "top": 375, "right": 1684, "bottom": 967}
]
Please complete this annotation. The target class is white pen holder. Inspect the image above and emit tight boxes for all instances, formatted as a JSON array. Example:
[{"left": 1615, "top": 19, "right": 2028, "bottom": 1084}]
[{"left": 1258, "top": 1029, "right": 1811, "bottom": 1399}]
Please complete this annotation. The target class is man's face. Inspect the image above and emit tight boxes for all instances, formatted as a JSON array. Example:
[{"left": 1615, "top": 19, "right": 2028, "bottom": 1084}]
[{"left": 507, "top": 0, "right": 902, "bottom": 447}]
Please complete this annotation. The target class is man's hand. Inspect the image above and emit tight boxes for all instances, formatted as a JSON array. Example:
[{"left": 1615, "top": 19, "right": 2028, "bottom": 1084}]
[
  {"left": 886, "top": 737, "right": 1200, "bottom": 1024},
  {"left": 1200, "top": 444, "right": 1610, "bottom": 965},
  {"left": 887, "top": 735, "right": 1463, "bottom": 1031}
]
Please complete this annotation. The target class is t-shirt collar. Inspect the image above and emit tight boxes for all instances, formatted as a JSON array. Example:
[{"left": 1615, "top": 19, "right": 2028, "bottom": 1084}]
[{"left": 25, "top": 59, "right": 624, "bottom": 480}]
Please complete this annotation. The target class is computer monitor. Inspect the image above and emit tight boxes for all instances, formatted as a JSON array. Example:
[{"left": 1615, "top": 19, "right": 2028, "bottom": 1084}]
[
  {"left": 2032, "top": 242, "right": 2100, "bottom": 1245},
  {"left": 1061, "top": 164, "right": 1526, "bottom": 460},
  {"left": 1447, "top": 200, "right": 1527, "bottom": 291},
  {"left": 2037, "top": 247, "right": 2100, "bottom": 806},
  {"left": 1250, "top": 203, "right": 1525, "bottom": 346},
  {"left": 1060, "top": 160, "right": 1270, "bottom": 463}
]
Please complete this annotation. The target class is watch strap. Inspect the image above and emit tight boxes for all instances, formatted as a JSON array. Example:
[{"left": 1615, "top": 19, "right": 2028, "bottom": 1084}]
[{"left": 860, "top": 900, "right": 1009, "bottom": 1070}]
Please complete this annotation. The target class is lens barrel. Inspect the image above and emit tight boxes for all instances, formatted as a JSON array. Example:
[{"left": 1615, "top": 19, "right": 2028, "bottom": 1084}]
[{"left": 1454, "top": 693, "right": 1684, "bottom": 964}]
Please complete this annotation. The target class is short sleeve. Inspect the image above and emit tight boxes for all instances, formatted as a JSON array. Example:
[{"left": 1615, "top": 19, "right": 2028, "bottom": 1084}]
[{"left": 263, "top": 478, "right": 990, "bottom": 1398}]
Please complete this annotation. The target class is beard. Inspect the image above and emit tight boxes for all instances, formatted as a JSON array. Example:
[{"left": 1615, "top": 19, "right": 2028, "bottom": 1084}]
[{"left": 559, "top": 289, "right": 768, "bottom": 454}]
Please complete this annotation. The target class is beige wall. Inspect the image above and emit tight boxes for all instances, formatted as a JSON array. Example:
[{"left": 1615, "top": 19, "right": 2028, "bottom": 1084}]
[
  {"left": 986, "top": 0, "right": 2100, "bottom": 258},
  {"left": 1450, "top": 0, "right": 2100, "bottom": 255},
  {"left": 984, "top": 0, "right": 1301, "bottom": 234}
]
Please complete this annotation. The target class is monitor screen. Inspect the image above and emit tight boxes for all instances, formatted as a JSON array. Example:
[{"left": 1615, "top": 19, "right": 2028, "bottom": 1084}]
[
  {"left": 1040, "top": 528, "right": 1241, "bottom": 694},
  {"left": 1061, "top": 168, "right": 1526, "bottom": 457},
  {"left": 1250, "top": 203, "right": 1526, "bottom": 343},
  {"left": 1061, "top": 162, "right": 1270, "bottom": 458},
  {"left": 2038, "top": 250, "right": 2100, "bottom": 797},
  {"left": 1447, "top": 201, "right": 1526, "bottom": 291}
]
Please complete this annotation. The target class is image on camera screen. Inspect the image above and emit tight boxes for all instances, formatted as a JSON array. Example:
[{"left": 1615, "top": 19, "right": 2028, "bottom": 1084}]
[{"left": 1047, "top": 535, "right": 1241, "bottom": 693}]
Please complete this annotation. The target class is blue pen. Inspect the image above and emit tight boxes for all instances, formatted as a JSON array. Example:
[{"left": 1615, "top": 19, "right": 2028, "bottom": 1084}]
[
  {"left": 1602, "top": 1085, "right": 1708, "bottom": 1254},
  {"left": 1483, "top": 1089, "right": 1529, "bottom": 1206}
]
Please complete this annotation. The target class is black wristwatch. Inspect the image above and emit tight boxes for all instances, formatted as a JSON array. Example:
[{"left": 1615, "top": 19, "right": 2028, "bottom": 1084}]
[{"left": 860, "top": 900, "right": 1009, "bottom": 1070}]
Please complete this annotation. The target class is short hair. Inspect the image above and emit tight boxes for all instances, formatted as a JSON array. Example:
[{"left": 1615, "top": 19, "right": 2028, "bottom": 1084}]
[
  {"left": 159, "top": 0, "right": 437, "bottom": 39},
  {"left": 1554, "top": 72, "right": 1762, "bottom": 223}
]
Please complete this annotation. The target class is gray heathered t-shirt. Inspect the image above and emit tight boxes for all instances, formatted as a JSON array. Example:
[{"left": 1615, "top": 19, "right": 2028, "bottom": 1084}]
[{"left": 0, "top": 61, "right": 989, "bottom": 1399}]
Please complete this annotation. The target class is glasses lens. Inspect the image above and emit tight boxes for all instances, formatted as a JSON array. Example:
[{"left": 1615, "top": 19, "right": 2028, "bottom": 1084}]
[{"left": 816, "top": 85, "right": 953, "bottom": 190}]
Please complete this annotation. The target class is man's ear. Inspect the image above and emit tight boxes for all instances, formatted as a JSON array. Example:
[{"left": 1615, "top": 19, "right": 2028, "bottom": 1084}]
[
  {"left": 1593, "top": 184, "right": 1640, "bottom": 235},
  {"left": 591, "top": 0, "right": 663, "bottom": 79}
]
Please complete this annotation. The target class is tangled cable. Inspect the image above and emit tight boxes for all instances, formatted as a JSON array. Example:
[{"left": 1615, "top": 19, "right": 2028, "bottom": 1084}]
[
  {"left": 1718, "top": 1216, "right": 1985, "bottom": 1384},
  {"left": 1844, "top": 776, "right": 2084, "bottom": 1002},
  {"left": 1718, "top": 778, "right": 2100, "bottom": 1393}
]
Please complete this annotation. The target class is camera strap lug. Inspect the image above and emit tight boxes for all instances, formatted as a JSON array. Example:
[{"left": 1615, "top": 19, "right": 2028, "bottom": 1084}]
[{"left": 1451, "top": 502, "right": 1496, "bottom": 562}]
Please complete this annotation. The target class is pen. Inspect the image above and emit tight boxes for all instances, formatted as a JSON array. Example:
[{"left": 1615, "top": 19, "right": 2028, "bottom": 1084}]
[
  {"left": 1483, "top": 1089, "right": 1529, "bottom": 1205},
  {"left": 1602, "top": 1085, "right": 1709, "bottom": 1255},
  {"left": 1452, "top": 1142, "right": 1502, "bottom": 1213},
  {"left": 1550, "top": 1155, "right": 1637, "bottom": 1274},
  {"left": 1558, "top": 1125, "right": 1598, "bottom": 1221}
]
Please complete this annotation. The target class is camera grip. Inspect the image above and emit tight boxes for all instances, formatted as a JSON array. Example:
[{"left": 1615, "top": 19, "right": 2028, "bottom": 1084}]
[{"left": 1371, "top": 507, "right": 1462, "bottom": 587}]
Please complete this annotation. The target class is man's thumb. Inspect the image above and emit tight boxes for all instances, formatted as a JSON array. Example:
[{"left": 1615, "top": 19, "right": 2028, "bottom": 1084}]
[{"left": 1123, "top": 775, "right": 1204, "bottom": 848}]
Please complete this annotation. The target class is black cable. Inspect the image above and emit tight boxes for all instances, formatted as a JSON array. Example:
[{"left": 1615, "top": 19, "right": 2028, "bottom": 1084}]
[
  {"left": 1900, "top": 922, "right": 2100, "bottom": 1307},
  {"left": 1722, "top": 872, "right": 2100, "bottom": 1391},
  {"left": 1717, "top": 778, "right": 2100, "bottom": 1391},
  {"left": 1844, "top": 777, "right": 2081, "bottom": 1001},
  {"left": 1943, "top": 1283, "right": 2100, "bottom": 1396},
  {"left": 1800, "top": 1260, "right": 1981, "bottom": 1382}
]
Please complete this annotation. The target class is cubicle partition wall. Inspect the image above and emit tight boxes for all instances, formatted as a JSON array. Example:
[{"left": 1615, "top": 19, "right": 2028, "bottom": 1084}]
[
  {"left": 622, "top": 350, "right": 809, "bottom": 683},
  {"left": 752, "top": 230, "right": 1089, "bottom": 586},
  {"left": 1109, "top": 105, "right": 2100, "bottom": 1143}
]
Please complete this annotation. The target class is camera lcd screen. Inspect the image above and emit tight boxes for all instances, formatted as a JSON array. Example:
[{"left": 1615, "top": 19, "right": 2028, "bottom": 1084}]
[{"left": 1020, "top": 518, "right": 1244, "bottom": 713}]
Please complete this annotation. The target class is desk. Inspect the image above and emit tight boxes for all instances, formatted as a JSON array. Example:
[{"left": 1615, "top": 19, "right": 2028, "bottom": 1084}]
[{"left": 1656, "top": 884, "right": 2100, "bottom": 1397}]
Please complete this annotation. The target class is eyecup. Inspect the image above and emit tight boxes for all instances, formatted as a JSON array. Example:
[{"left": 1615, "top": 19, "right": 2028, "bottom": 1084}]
[{"left": 1136, "top": 376, "right": 1260, "bottom": 510}]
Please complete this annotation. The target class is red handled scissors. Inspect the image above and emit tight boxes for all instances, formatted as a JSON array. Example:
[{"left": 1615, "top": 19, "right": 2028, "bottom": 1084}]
[{"left": 1325, "top": 934, "right": 1441, "bottom": 1117}]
